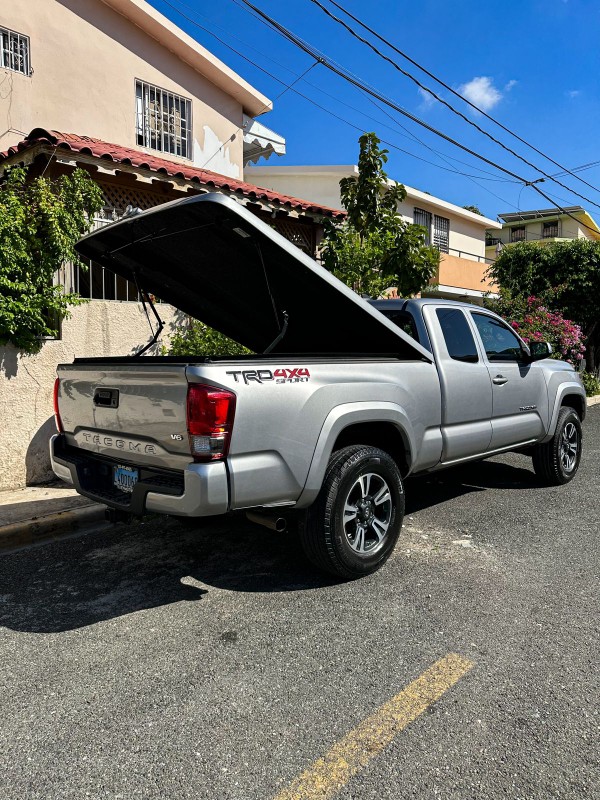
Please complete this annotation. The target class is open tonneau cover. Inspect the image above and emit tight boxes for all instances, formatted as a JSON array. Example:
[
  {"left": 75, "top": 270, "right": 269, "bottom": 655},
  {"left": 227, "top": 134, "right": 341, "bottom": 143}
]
[{"left": 75, "top": 193, "right": 432, "bottom": 360}]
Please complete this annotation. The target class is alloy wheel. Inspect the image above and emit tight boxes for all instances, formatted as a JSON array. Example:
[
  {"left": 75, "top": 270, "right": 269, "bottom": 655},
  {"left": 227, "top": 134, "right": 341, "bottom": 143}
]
[
  {"left": 342, "top": 472, "right": 393, "bottom": 555},
  {"left": 560, "top": 422, "right": 579, "bottom": 473}
]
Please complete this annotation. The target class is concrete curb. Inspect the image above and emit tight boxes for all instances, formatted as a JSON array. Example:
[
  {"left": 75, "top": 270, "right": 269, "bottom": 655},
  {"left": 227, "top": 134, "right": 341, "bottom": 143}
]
[
  {"left": 0, "top": 504, "right": 107, "bottom": 552},
  {"left": 587, "top": 395, "right": 600, "bottom": 407}
]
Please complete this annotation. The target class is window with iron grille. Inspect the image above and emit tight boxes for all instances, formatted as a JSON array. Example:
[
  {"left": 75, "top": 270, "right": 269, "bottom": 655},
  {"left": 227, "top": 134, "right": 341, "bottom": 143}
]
[
  {"left": 433, "top": 215, "right": 450, "bottom": 253},
  {"left": 135, "top": 80, "right": 192, "bottom": 158},
  {"left": 510, "top": 226, "right": 526, "bottom": 243},
  {"left": 0, "top": 27, "right": 30, "bottom": 75},
  {"left": 414, "top": 208, "right": 432, "bottom": 245},
  {"left": 542, "top": 220, "right": 559, "bottom": 238}
]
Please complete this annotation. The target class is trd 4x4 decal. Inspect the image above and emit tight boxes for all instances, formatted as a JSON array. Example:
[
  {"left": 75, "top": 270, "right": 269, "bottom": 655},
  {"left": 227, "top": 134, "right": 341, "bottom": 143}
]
[{"left": 226, "top": 368, "right": 311, "bottom": 385}]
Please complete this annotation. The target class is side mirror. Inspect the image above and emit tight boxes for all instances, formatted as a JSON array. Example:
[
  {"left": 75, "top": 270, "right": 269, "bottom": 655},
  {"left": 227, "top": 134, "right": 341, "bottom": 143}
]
[{"left": 527, "top": 341, "right": 552, "bottom": 362}]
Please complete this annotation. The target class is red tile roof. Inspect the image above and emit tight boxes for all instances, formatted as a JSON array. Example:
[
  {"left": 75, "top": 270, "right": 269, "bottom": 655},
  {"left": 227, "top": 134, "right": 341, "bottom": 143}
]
[{"left": 0, "top": 128, "right": 345, "bottom": 219}]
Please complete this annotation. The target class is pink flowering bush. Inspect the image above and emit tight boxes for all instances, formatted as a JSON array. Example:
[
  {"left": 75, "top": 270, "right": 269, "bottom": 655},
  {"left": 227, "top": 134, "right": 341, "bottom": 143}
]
[{"left": 487, "top": 290, "right": 586, "bottom": 366}]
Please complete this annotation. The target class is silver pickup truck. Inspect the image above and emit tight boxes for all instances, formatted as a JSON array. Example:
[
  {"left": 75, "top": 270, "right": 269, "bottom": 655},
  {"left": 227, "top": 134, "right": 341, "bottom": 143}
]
[{"left": 51, "top": 194, "right": 586, "bottom": 578}]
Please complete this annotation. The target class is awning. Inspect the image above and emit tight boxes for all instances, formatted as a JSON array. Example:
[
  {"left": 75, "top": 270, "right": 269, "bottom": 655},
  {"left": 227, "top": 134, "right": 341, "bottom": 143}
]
[{"left": 243, "top": 115, "right": 286, "bottom": 165}]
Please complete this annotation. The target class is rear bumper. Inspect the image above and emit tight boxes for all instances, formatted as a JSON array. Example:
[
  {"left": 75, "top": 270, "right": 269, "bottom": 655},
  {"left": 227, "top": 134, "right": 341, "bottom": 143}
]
[{"left": 49, "top": 434, "right": 229, "bottom": 517}]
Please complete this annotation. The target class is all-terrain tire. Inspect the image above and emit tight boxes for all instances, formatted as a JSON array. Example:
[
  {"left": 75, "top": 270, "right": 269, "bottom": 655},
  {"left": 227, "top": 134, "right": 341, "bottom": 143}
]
[
  {"left": 532, "top": 406, "right": 582, "bottom": 486},
  {"left": 299, "top": 445, "right": 405, "bottom": 579}
]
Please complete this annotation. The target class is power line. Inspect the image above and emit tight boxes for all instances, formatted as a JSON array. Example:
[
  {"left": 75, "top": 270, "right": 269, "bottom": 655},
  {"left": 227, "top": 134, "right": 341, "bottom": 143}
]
[
  {"left": 305, "top": 0, "right": 600, "bottom": 211},
  {"left": 163, "top": 0, "right": 529, "bottom": 190},
  {"left": 234, "top": 0, "right": 524, "bottom": 180},
  {"left": 317, "top": 0, "right": 600, "bottom": 199},
  {"left": 552, "top": 159, "right": 600, "bottom": 178},
  {"left": 234, "top": 0, "right": 600, "bottom": 235},
  {"left": 159, "top": 0, "right": 520, "bottom": 200}
]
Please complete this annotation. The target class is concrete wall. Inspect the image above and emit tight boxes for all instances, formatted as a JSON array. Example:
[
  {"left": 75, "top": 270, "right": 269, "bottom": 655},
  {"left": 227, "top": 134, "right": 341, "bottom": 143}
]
[
  {"left": 0, "top": 301, "right": 183, "bottom": 491},
  {"left": 437, "top": 253, "right": 497, "bottom": 294},
  {"left": 0, "top": 0, "right": 248, "bottom": 176}
]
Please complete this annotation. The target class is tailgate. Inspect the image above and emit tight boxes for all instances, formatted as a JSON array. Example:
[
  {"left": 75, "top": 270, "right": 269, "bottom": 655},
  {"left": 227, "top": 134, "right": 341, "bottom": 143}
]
[{"left": 56, "top": 362, "right": 192, "bottom": 471}]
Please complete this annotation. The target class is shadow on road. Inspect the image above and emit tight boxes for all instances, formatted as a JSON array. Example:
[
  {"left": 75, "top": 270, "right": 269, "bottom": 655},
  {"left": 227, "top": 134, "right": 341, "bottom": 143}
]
[
  {"left": 0, "top": 513, "right": 335, "bottom": 634},
  {"left": 406, "top": 457, "right": 538, "bottom": 514},
  {"left": 0, "top": 457, "right": 536, "bottom": 634}
]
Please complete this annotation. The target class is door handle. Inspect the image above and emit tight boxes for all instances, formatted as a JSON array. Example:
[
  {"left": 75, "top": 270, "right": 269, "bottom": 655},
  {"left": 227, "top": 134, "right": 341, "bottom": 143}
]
[{"left": 492, "top": 375, "right": 508, "bottom": 385}]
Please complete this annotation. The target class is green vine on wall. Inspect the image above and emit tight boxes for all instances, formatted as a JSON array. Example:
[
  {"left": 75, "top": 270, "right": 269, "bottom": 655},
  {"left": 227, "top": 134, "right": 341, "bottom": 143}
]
[{"left": 0, "top": 166, "right": 104, "bottom": 353}]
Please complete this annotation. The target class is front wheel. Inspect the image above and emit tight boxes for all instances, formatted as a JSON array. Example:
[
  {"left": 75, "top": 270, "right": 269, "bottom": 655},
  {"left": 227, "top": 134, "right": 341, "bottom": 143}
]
[
  {"left": 532, "top": 407, "right": 582, "bottom": 485},
  {"left": 299, "top": 445, "right": 405, "bottom": 579}
]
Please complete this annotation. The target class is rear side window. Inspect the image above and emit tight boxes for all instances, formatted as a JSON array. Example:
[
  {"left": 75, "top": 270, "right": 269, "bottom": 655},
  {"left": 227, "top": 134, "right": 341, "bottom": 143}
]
[
  {"left": 472, "top": 313, "right": 524, "bottom": 361},
  {"left": 436, "top": 308, "right": 478, "bottom": 363},
  {"left": 378, "top": 309, "right": 420, "bottom": 343}
]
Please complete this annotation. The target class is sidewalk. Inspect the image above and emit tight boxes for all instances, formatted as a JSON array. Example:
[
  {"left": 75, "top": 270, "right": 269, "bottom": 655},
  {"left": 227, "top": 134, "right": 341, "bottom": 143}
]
[{"left": 0, "top": 481, "right": 106, "bottom": 551}]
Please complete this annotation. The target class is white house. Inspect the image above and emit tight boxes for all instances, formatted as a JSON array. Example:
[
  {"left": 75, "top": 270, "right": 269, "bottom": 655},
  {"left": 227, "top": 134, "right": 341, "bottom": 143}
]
[{"left": 246, "top": 164, "right": 502, "bottom": 301}]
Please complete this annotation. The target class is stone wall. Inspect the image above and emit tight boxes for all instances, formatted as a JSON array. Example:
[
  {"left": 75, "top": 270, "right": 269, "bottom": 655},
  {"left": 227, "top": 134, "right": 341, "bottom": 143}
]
[{"left": 0, "top": 301, "right": 184, "bottom": 492}]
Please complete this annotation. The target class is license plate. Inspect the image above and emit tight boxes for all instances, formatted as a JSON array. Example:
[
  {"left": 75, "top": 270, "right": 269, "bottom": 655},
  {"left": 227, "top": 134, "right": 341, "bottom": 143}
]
[{"left": 113, "top": 464, "right": 139, "bottom": 493}]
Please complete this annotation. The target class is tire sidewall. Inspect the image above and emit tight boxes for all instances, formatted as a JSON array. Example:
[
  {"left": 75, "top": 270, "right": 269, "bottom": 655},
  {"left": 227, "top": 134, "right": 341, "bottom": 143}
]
[
  {"left": 553, "top": 409, "right": 582, "bottom": 483},
  {"left": 328, "top": 451, "right": 404, "bottom": 575}
]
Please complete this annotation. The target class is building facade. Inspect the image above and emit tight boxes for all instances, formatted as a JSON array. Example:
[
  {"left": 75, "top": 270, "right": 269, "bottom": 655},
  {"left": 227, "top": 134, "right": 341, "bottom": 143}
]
[
  {"left": 246, "top": 164, "right": 502, "bottom": 302},
  {"left": 0, "top": 0, "right": 341, "bottom": 490},
  {"left": 485, "top": 206, "right": 600, "bottom": 262}
]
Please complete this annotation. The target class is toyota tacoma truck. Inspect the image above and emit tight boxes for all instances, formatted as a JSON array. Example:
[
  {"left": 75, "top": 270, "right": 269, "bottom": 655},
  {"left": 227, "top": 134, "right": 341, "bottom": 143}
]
[{"left": 51, "top": 194, "right": 586, "bottom": 578}]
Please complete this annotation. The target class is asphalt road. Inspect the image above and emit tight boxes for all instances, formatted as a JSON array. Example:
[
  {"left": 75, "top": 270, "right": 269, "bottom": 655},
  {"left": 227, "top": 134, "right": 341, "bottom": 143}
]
[{"left": 1, "top": 407, "right": 598, "bottom": 800}]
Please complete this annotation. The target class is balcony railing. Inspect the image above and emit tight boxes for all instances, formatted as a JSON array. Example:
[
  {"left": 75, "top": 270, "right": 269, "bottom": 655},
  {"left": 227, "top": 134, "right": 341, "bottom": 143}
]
[{"left": 445, "top": 247, "right": 495, "bottom": 265}]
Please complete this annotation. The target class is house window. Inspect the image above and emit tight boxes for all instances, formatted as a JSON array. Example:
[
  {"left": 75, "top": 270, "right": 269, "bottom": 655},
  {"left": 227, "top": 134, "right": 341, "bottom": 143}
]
[
  {"left": 542, "top": 220, "right": 559, "bottom": 239},
  {"left": 510, "top": 226, "right": 526, "bottom": 243},
  {"left": 0, "top": 26, "right": 30, "bottom": 75},
  {"left": 135, "top": 80, "right": 192, "bottom": 158},
  {"left": 433, "top": 215, "right": 450, "bottom": 253},
  {"left": 414, "top": 208, "right": 432, "bottom": 245}
]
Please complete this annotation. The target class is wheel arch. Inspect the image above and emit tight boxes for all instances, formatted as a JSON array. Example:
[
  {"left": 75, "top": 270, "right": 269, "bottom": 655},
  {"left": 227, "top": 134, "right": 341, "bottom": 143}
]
[
  {"left": 545, "top": 383, "right": 587, "bottom": 440},
  {"left": 561, "top": 392, "right": 586, "bottom": 422},
  {"left": 331, "top": 422, "right": 411, "bottom": 478},
  {"left": 295, "top": 402, "right": 415, "bottom": 509}
]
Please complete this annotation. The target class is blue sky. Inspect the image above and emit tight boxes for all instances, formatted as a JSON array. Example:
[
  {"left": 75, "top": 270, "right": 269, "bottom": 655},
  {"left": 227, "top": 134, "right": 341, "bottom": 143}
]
[{"left": 150, "top": 0, "right": 600, "bottom": 219}]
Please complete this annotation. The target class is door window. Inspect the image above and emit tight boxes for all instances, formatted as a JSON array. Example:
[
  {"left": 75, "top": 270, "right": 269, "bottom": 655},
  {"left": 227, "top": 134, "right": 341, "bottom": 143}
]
[
  {"left": 472, "top": 313, "right": 525, "bottom": 361},
  {"left": 436, "top": 308, "right": 478, "bottom": 363}
]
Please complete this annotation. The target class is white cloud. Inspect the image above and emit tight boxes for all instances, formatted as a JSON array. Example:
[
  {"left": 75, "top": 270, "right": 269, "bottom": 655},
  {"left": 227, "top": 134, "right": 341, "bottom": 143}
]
[
  {"left": 567, "top": 89, "right": 581, "bottom": 98},
  {"left": 417, "top": 86, "right": 437, "bottom": 110},
  {"left": 504, "top": 79, "right": 518, "bottom": 92},
  {"left": 458, "top": 76, "right": 503, "bottom": 112}
]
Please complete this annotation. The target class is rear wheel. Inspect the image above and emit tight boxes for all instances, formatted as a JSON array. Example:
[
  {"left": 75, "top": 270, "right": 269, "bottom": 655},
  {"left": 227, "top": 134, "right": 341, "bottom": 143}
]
[
  {"left": 299, "top": 445, "right": 404, "bottom": 579},
  {"left": 532, "top": 406, "right": 582, "bottom": 485}
]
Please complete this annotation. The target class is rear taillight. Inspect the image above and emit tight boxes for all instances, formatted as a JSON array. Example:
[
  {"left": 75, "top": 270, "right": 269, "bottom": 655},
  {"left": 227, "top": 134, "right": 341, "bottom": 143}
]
[
  {"left": 186, "top": 384, "right": 236, "bottom": 462},
  {"left": 53, "top": 377, "right": 64, "bottom": 433}
]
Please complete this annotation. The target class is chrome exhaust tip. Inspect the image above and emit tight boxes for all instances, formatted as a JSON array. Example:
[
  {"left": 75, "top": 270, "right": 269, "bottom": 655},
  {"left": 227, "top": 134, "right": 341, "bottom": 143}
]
[{"left": 246, "top": 511, "right": 288, "bottom": 533}]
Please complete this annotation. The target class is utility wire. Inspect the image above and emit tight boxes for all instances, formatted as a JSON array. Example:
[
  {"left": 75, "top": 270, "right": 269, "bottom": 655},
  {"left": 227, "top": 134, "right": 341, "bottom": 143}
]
[
  {"left": 235, "top": 0, "right": 525, "bottom": 181},
  {"left": 306, "top": 0, "right": 600, "bottom": 210},
  {"left": 160, "top": 0, "right": 520, "bottom": 200},
  {"left": 317, "top": 0, "right": 600, "bottom": 199},
  {"left": 234, "top": 0, "right": 600, "bottom": 234},
  {"left": 552, "top": 159, "right": 600, "bottom": 178}
]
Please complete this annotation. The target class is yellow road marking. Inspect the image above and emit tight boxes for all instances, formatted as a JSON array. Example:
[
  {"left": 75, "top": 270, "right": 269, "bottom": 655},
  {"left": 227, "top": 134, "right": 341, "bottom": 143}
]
[{"left": 274, "top": 653, "right": 474, "bottom": 800}]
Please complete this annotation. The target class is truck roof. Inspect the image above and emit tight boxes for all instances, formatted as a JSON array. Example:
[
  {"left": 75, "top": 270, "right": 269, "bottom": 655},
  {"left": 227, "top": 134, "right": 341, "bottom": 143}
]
[{"left": 370, "top": 298, "right": 488, "bottom": 311}]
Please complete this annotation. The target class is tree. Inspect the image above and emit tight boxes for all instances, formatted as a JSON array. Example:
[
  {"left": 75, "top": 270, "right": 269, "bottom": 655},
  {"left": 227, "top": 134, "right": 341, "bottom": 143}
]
[
  {"left": 167, "top": 319, "right": 250, "bottom": 357},
  {"left": 487, "top": 239, "right": 600, "bottom": 371},
  {"left": 0, "top": 166, "right": 104, "bottom": 352},
  {"left": 462, "top": 204, "right": 483, "bottom": 215},
  {"left": 322, "top": 133, "right": 439, "bottom": 298}
]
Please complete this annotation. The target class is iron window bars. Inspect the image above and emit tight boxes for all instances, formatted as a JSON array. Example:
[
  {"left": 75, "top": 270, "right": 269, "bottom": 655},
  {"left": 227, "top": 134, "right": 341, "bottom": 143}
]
[
  {"left": 414, "top": 208, "right": 432, "bottom": 246},
  {"left": 0, "top": 27, "right": 30, "bottom": 75},
  {"left": 135, "top": 80, "right": 192, "bottom": 159},
  {"left": 433, "top": 215, "right": 450, "bottom": 253}
]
